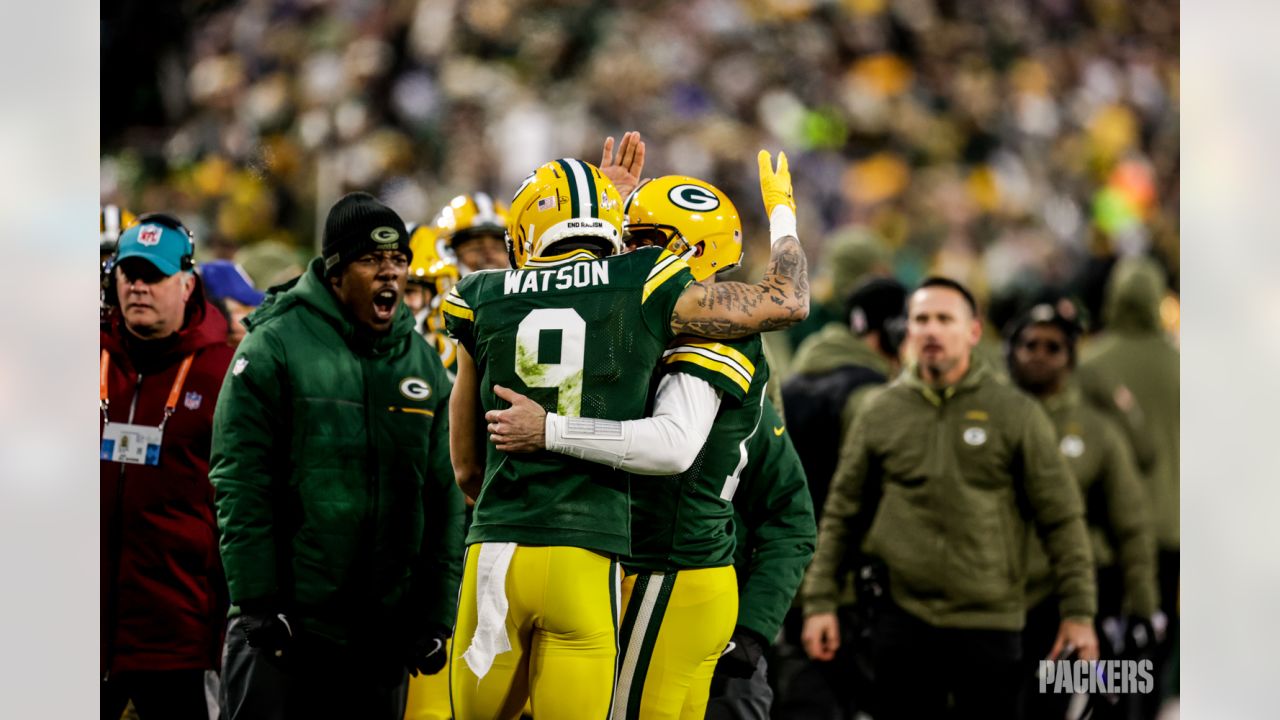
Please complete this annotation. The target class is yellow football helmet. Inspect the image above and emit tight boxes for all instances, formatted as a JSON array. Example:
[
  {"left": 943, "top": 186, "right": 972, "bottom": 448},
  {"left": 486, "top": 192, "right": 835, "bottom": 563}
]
[
  {"left": 506, "top": 158, "right": 625, "bottom": 269},
  {"left": 624, "top": 176, "right": 742, "bottom": 281},
  {"left": 435, "top": 192, "right": 509, "bottom": 249},
  {"left": 100, "top": 204, "right": 138, "bottom": 254},
  {"left": 407, "top": 222, "right": 460, "bottom": 295}
]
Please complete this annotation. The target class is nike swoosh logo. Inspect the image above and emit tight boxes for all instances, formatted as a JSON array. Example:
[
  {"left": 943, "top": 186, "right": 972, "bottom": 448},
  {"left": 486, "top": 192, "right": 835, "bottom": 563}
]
[
  {"left": 773, "top": 426, "right": 785, "bottom": 436},
  {"left": 721, "top": 641, "right": 737, "bottom": 656}
]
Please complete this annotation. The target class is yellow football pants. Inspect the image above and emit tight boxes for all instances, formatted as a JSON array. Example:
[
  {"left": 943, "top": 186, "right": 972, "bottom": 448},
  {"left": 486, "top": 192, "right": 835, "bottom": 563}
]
[
  {"left": 404, "top": 638, "right": 452, "bottom": 720},
  {"left": 450, "top": 544, "right": 620, "bottom": 720},
  {"left": 611, "top": 566, "right": 738, "bottom": 720}
]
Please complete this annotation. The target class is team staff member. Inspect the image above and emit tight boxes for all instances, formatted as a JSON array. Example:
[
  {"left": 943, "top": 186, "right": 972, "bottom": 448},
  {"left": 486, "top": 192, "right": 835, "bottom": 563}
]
[
  {"left": 706, "top": 399, "right": 816, "bottom": 720},
  {"left": 446, "top": 153, "right": 808, "bottom": 719},
  {"left": 101, "top": 214, "right": 235, "bottom": 719},
  {"left": 801, "top": 277, "right": 1098, "bottom": 720},
  {"left": 1080, "top": 256, "right": 1179, "bottom": 618},
  {"left": 211, "top": 193, "right": 465, "bottom": 719},
  {"left": 1006, "top": 302, "right": 1157, "bottom": 718}
]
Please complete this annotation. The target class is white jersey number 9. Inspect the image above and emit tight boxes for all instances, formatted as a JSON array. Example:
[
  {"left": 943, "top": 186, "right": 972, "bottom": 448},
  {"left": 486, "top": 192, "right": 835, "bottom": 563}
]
[{"left": 515, "top": 308, "right": 586, "bottom": 417}]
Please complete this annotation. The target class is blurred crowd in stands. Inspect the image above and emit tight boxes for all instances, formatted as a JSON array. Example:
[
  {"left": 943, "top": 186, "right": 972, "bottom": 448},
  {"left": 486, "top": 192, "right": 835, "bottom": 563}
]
[{"left": 102, "top": 0, "right": 1178, "bottom": 336}]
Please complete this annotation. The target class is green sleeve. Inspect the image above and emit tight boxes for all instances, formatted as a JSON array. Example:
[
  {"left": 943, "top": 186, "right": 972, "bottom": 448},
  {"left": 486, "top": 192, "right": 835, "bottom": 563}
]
[
  {"left": 442, "top": 277, "right": 478, "bottom": 356},
  {"left": 661, "top": 335, "right": 763, "bottom": 403},
  {"left": 733, "top": 401, "right": 816, "bottom": 642},
  {"left": 637, "top": 248, "right": 695, "bottom": 343},
  {"left": 411, "top": 372, "right": 466, "bottom": 632},
  {"left": 1018, "top": 401, "right": 1098, "bottom": 620},
  {"left": 802, "top": 403, "right": 879, "bottom": 616},
  {"left": 1099, "top": 421, "right": 1159, "bottom": 617},
  {"left": 210, "top": 329, "right": 288, "bottom": 605}
]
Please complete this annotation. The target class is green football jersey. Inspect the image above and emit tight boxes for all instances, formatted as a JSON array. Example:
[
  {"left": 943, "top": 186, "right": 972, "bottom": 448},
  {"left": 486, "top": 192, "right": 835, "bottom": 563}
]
[
  {"left": 625, "top": 333, "right": 770, "bottom": 572},
  {"left": 443, "top": 246, "right": 695, "bottom": 555}
]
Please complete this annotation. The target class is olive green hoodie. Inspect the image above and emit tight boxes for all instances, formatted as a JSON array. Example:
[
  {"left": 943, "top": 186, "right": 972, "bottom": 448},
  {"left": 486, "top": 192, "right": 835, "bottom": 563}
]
[
  {"left": 1024, "top": 383, "right": 1158, "bottom": 618},
  {"left": 1080, "top": 256, "right": 1179, "bottom": 549},
  {"left": 788, "top": 322, "right": 893, "bottom": 436},
  {"left": 803, "top": 359, "right": 1096, "bottom": 630}
]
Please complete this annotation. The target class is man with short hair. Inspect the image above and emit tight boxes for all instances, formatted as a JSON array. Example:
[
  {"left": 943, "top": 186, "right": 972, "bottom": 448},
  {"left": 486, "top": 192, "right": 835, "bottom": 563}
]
[
  {"left": 210, "top": 192, "right": 465, "bottom": 719},
  {"left": 101, "top": 214, "right": 235, "bottom": 719},
  {"left": 801, "top": 277, "right": 1098, "bottom": 720}
]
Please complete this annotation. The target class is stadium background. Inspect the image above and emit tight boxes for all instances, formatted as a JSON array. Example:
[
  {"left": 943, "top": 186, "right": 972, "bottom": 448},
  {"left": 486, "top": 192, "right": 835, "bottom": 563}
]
[{"left": 100, "top": 0, "right": 1178, "bottom": 338}]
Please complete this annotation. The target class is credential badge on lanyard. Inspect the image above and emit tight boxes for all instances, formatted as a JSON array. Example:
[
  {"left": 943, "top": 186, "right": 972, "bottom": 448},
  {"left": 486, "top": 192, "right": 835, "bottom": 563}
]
[{"left": 100, "top": 350, "right": 194, "bottom": 466}]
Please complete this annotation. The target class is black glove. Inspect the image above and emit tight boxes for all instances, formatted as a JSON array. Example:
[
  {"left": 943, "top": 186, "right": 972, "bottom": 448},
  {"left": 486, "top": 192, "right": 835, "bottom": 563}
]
[
  {"left": 714, "top": 627, "right": 767, "bottom": 680},
  {"left": 238, "top": 600, "right": 294, "bottom": 657},
  {"left": 407, "top": 626, "right": 450, "bottom": 677}
]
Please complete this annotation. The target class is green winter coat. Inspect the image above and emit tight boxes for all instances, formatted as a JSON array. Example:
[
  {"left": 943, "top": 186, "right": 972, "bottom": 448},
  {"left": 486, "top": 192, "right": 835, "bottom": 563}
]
[
  {"left": 802, "top": 360, "right": 1096, "bottom": 630},
  {"left": 1024, "top": 383, "right": 1159, "bottom": 618},
  {"left": 210, "top": 259, "right": 465, "bottom": 648},
  {"left": 730, "top": 400, "right": 816, "bottom": 642},
  {"left": 1080, "top": 256, "right": 1179, "bottom": 549}
]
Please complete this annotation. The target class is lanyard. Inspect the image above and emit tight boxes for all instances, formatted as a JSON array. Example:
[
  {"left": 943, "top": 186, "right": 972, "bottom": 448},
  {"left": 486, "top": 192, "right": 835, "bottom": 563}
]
[{"left": 100, "top": 349, "right": 195, "bottom": 429}]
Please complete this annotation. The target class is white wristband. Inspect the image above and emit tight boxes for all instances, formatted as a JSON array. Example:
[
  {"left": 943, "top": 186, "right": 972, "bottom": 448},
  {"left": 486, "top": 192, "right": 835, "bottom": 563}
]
[{"left": 769, "top": 205, "right": 797, "bottom": 246}]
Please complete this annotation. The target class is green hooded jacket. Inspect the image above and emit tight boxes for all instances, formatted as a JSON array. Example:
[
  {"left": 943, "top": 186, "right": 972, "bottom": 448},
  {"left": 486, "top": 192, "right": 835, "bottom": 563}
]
[
  {"left": 1080, "top": 257, "right": 1179, "bottom": 549},
  {"left": 730, "top": 400, "right": 816, "bottom": 642},
  {"left": 802, "top": 360, "right": 1096, "bottom": 630},
  {"left": 1024, "top": 383, "right": 1159, "bottom": 618},
  {"left": 210, "top": 259, "right": 465, "bottom": 648}
]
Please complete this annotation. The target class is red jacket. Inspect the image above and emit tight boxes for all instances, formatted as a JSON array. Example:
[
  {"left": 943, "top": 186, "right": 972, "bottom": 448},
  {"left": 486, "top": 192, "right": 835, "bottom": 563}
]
[{"left": 100, "top": 286, "right": 235, "bottom": 675}]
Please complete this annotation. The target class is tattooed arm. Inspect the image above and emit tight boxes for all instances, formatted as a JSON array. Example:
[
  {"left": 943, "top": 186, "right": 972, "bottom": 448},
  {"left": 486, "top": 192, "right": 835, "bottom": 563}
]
[
  {"left": 670, "top": 235, "right": 809, "bottom": 337},
  {"left": 669, "top": 150, "right": 809, "bottom": 338}
]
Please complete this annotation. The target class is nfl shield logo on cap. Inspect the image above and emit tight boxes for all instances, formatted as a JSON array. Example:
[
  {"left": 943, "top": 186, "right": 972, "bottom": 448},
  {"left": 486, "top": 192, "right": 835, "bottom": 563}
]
[{"left": 138, "top": 225, "right": 164, "bottom": 246}]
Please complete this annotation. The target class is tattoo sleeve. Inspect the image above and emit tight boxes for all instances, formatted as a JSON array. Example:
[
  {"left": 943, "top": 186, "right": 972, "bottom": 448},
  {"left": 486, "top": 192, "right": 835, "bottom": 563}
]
[{"left": 669, "top": 234, "right": 809, "bottom": 338}]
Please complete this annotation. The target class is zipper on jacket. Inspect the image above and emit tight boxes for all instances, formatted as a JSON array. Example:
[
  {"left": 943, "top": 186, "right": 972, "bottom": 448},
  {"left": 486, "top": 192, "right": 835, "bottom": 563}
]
[
  {"left": 104, "top": 372, "right": 143, "bottom": 682},
  {"left": 362, "top": 357, "right": 380, "bottom": 613}
]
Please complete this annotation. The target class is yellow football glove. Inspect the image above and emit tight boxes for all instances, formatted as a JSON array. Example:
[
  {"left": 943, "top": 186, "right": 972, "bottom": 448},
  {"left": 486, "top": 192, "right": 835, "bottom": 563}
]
[{"left": 758, "top": 150, "right": 796, "bottom": 216}]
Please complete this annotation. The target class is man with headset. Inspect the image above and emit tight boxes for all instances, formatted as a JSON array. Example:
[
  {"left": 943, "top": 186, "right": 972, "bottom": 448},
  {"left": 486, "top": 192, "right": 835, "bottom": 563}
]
[{"left": 101, "top": 213, "right": 235, "bottom": 718}]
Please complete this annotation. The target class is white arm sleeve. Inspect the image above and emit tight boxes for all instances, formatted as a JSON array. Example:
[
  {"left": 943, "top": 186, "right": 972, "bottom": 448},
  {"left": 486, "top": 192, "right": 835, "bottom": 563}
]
[{"left": 544, "top": 372, "right": 722, "bottom": 475}]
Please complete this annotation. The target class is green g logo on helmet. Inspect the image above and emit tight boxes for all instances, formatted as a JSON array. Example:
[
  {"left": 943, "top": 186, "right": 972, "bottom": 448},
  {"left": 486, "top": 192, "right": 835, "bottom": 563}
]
[{"left": 668, "top": 184, "right": 720, "bottom": 212}]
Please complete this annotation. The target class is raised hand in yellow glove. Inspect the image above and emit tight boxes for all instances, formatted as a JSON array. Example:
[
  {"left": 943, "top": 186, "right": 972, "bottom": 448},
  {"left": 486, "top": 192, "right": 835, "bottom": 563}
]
[{"left": 758, "top": 150, "right": 797, "bottom": 243}]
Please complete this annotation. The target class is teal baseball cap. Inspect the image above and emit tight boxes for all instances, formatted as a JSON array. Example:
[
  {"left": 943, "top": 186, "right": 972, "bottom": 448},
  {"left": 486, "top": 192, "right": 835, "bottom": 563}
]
[{"left": 115, "top": 216, "right": 194, "bottom": 276}]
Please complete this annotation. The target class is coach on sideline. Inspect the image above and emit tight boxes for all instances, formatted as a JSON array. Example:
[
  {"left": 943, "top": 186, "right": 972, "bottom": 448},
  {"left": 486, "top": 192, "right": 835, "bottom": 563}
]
[
  {"left": 210, "top": 192, "right": 465, "bottom": 719},
  {"left": 800, "top": 277, "right": 1098, "bottom": 720},
  {"left": 101, "top": 214, "right": 235, "bottom": 719}
]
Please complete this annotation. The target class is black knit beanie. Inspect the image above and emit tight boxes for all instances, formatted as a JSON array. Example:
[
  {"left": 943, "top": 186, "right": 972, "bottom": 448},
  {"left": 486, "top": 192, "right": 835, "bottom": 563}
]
[{"left": 321, "top": 192, "right": 413, "bottom": 276}]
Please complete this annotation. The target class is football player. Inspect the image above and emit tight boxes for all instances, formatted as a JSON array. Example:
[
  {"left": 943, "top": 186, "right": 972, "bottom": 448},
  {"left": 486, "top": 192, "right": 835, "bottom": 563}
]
[
  {"left": 436, "top": 192, "right": 511, "bottom": 273},
  {"left": 406, "top": 222, "right": 461, "bottom": 377},
  {"left": 485, "top": 173, "right": 811, "bottom": 719},
  {"left": 444, "top": 152, "right": 807, "bottom": 719}
]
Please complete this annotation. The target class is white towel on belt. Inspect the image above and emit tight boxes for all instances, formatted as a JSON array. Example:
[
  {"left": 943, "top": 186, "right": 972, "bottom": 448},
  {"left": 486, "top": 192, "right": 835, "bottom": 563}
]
[{"left": 461, "top": 542, "right": 517, "bottom": 679}]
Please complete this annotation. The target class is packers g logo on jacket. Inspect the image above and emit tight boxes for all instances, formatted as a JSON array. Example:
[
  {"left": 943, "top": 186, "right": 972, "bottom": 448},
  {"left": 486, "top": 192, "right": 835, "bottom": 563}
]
[
  {"left": 399, "top": 377, "right": 432, "bottom": 401},
  {"left": 506, "top": 158, "right": 624, "bottom": 269},
  {"left": 625, "top": 176, "right": 742, "bottom": 282}
]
